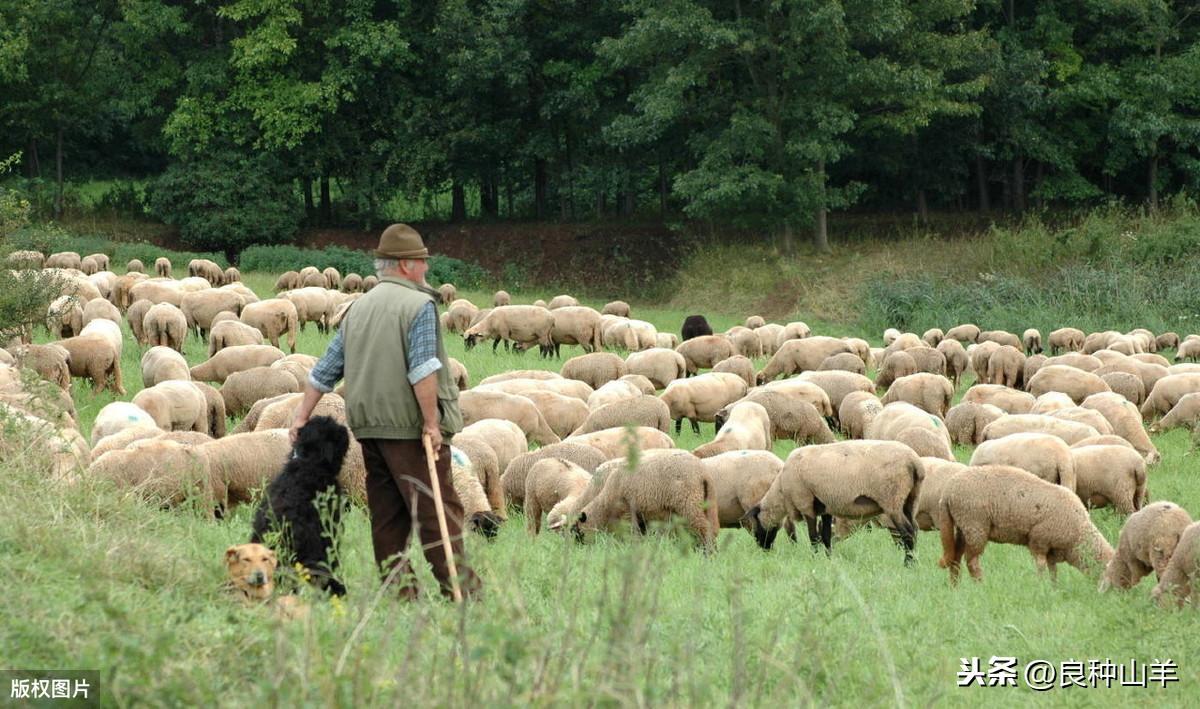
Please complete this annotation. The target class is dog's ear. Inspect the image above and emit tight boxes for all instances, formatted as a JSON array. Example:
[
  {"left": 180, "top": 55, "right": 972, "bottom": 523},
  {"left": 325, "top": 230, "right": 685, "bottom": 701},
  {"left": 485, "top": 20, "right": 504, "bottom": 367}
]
[{"left": 224, "top": 546, "right": 240, "bottom": 565}]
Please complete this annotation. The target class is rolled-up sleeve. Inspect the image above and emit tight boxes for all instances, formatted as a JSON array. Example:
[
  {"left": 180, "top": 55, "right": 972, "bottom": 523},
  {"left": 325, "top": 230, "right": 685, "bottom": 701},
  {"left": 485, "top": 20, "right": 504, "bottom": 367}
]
[
  {"left": 308, "top": 327, "right": 345, "bottom": 393},
  {"left": 406, "top": 301, "right": 443, "bottom": 385}
]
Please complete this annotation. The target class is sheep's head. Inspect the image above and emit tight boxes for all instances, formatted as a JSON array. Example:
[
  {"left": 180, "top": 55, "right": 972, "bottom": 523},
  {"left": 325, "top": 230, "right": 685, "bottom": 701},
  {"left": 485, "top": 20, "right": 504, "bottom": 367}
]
[
  {"left": 740, "top": 505, "right": 777, "bottom": 550},
  {"left": 464, "top": 333, "right": 481, "bottom": 350},
  {"left": 755, "top": 371, "right": 767, "bottom": 386},
  {"left": 469, "top": 511, "right": 502, "bottom": 539}
]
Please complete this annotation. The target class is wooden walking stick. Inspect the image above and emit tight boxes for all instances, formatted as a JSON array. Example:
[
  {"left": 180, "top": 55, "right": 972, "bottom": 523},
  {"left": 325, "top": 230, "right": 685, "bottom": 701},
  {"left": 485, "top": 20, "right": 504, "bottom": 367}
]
[{"left": 423, "top": 433, "right": 463, "bottom": 603}]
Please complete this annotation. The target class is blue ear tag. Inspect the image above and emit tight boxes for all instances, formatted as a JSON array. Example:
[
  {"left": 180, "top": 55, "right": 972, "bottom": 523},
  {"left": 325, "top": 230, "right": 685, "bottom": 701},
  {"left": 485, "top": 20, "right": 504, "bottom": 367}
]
[{"left": 450, "top": 447, "right": 469, "bottom": 467}]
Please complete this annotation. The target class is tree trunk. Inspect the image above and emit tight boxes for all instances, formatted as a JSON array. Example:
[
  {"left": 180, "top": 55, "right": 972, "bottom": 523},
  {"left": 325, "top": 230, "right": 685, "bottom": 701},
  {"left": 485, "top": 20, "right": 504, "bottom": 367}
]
[
  {"left": 975, "top": 154, "right": 990, "bottom": 212},
  {"left": 812, "top": 159, "right": 830, "bottom": 252},
  {"left": 480, "top": 175, "right": 498, "bottom": 217},
  {"left": 1012, "top": 157, "right": 1025, "bottom": 212},
  {"left": 780, "top": 221, "right": 794, "bottom": 255},
  {"left": 916, "top": 189, "right": 929, "bottom": 224},
  {"left": 25, "top": 138, "right": 39, "bottom": 178},
  {"left": 595, "top": 190, "right": 604, "bottom": 219},
  {"left": 53, "top": 127, "right": 64, "bottom": 219},
  {"left": 319, "top": 175, "right": 332, "bottom": 225},
  {"left": 505, "top": 182, "right": 513, "bottom": 218},
  {"left": 450, "top": 180, "right": 466, "bottom": 222},
  {"left": 534, "top": 159, "right": 548, "bottom": 219},
  {"left": 1148, "top": 153, "right": 1159, "bottom": 210},
  {"left": 303, "top": 178, "right": 315, "bottom": 220},
  {"left": 1033, "top": 161, "right": 1044, "bottom": 209}
]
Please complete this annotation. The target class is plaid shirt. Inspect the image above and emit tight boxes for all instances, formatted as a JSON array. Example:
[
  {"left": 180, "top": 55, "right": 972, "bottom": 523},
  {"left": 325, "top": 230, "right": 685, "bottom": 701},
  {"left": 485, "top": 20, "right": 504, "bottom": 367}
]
[{"left": 308, "top": 301, "right": 442, "bottom": 393}]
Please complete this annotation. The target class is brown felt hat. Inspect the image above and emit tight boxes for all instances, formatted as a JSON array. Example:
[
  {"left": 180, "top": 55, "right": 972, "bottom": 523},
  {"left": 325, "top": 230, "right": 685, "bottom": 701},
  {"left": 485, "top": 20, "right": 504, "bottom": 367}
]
[{"left": 374, "top": 223, "right": 429, "bottom": 259}]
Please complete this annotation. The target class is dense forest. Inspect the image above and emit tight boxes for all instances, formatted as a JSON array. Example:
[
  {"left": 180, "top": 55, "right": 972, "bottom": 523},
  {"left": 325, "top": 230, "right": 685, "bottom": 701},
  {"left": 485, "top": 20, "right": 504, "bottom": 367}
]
[{"left": 2, "top": 0, "right": 1199, "bottom": 252}]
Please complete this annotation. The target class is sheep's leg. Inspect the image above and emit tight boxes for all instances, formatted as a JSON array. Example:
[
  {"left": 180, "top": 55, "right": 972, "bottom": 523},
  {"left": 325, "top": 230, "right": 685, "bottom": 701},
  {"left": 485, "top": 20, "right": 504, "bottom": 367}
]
[
  {"left": 964, "top": 543, "right": 985, "bottom": 582},
  {"left": 820, "top": 515, "right": 833, "bottom": 554},
  {"left": 690, "top": 418, "right": 700, "bottom": 436},
  {"left": 110, "top": 358, "right": 125, "bottom": 395},
  {"left": 804, "top": 515, "right": 821, "bottom": 550}
]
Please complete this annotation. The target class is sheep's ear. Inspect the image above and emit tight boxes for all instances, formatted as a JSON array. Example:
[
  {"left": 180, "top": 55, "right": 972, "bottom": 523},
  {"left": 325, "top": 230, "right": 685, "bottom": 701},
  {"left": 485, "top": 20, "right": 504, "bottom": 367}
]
[{"left": 576, "top": 511, "right": 587, "bottom": 524}]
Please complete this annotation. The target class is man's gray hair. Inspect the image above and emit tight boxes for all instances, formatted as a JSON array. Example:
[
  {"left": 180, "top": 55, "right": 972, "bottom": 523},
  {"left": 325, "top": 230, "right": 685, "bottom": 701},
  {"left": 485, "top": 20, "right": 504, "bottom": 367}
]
[{"left": 374, "top": 257, "right": 399, "bottom": 276}]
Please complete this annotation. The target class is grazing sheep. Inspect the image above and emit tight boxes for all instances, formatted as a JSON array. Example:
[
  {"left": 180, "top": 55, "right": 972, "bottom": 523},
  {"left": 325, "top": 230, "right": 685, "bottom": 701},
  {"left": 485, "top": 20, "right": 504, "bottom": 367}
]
[
  {"left": 1153, "top": 522, "right": 1200, "bottom": 607},
  {"left": 190, "top": 344, "right": 286, "bottom": 384},
  {"left": 1101, "top": 502, "right": 1193, "bottom": 592},
  {"left": 585, "top": 379, "right": 643, "bottom": 411},
  {"left": 141, "top": 346, "right": 190, "bottom": 387},
  {"left": 446, "top": 447, "right": 502, "bottom": 536},
  {"left": 188, "top": 258, "right": 224, "bottom": 286},
  {"left": 492, "top": 290, "right": 511, "bottom": 307},
  {"left": 6, "top": 250, "right": 45, "bottom": 268},
  {"left": 282, "top": 287, "right": 332, "bottom": 334},
  {"left": 450, "top": 436, "right": 505, "bottom": 519},
  {"left": 1100, "top": 371, "right": 1145, "bottom": 405},
  {"left": 273, "top": 272, "right": 298, "bottom": 293},
  {"left": 542, "top": 306, "right": 605, "bottom": 357},
  {"left": 571, "top": 396, "right": 672, "bottom": 436},
  {"left": 880, "top": 372, "right": 954, "bottom": 418},
  {"left": 865, "top": 401, "right": 952, "bottom": 455},
  {"left": 977, "top": 329, "right": 1020, "bottom": 349},
  {"left": 124, "top": 299, "right": 152, "bottom": 345},
  {"left": 883, "top": 328, "right": 901, "bottom": 346},
  {"left": 91, "top": 402, "right": 157, "bottom": 446},
  {"left": 967, "top": 341, "right": 1000, "bottom": 382},
  {"left": 883, "top": 332, "right": 923, "bottom": 358},
  {"left": 913, "top": 458, "right": 967, "bottom": 531},
  {"left": 56, "top": 334, "right": 124, "bottom": 394},
  {"left": 143, "top": 302, "right": 188, "bottom": 352},
  {"left": 712, "top": 354, "right": 756, "bottom": 388},
  {"left": 893, "top": 427, "right": 953, "bottom": 461},
  {"left": 756, "top": 324, "right": 784, "bottom": 356},
  {"left": 547, "top": 294, "right": 579, "bottom": 310},
  {"left": 620, "top": 374, "right": 656, "bottom": 395},
  {"left": 602, "top": 301, "right": 631, "bottom": 317},
  {"left": 1157, "top": 332, "right": 1180, "bottom": 351},
  {"left": 700, "top": 450, "right": 784, "bottom": 528},
  {"left": 561, "top": 352, "right": 626, "bottom": 389},
  {"left": 660, "top": 372, "right": 748, "bottom": 435},
  {"left": 819, "top": 352, "right": 865, "bottom": 375},
  {"left": 727, "top": 327, "right": 763, "bottom": 359},
  {"left": 1080, "top": 392, "right": 1160, "bottom": 464},
  {"left": 88, "top": 440, "right": 221, "bottom": 508},
  {"left": 775, "top": 322, "right": 813, "bottom": 350},
  {"left": 1150, "top": 392, "right": 1200, "bottom": 432},
  {"left": 1048, "top": 327, "right": 1085, "bottom": 355},
  {"left": 1027, "top": 365, "right": 1112, "bottom": 404},
  {"left": 1071, "top": 445, "right": 1146, "bottom": 515},
  {"left": 1141, "top": 373, "right": 1200, "bottom": 421},
  {"left": 970, "top": 433, "right": 1076, "bottom": 491},
  {"left": 456, "top": 418, "right": 528, "bottom": 479},
  {"left": 839, "top": 391, "right": 882, "bottom": 440},
  {"left": 982, "top": 414, "right": 1100, "bottom": 446},
  {"left": 208, "top": 319, "right": 265, "bottom": 357},
  {"left": 1022, "top": 353, "right": 1047, "bottom": 384},
  {"left": 8, "top": 343, "right": 71, "bottom": 389},
  {"left": 744, "top": 440, "right": 922, "bottom": 563},
  {"left": 465, "top": 305, "right": 555, "bottom": 356},
  {"left": 478, "top": 369, "right": 563, "bottom": 386},
  {"left": 681, "top": 314, "right": 713, "bottom": 341},
  {"left": 501, "top": 442, "right": 607, "bottom": 508},
  {"left": 575, "top": 450, "right": 719, "bottom": 549},
  {"left": 442, "top": 301, "right": 480, "bottom": 334},
  {"left": 1177, "top": 339, "right": 1200, "bottom": 362},
  {"left": 757, "top": 337, "right": 851, "bottom": 384},
  {"left": 874, "top": 351, "right": 916, "bottom": 390},
  {"left": 199, "top": 429, "right": 291, "bottom": 506},
  {"left": 478, "top": 377, "right": 592, "bottom": 403},
  {"left": 46, "top": 251, "right": 82, "bottom": 270},
  {"left": 962, "top": 384, "right": 1035, "bottom": 414},
  {"left": 905, "top": 346, "right": 948, "bottom": 378},
  {"left": 922, "top": 328, "right": 944, "bottom": 347},
  {"left": 936, "top": 339, "right": 968, "bottom": 387},
  {"left": 518, "top": 390, "right": 590, "bottom": 440},
  {"left": 1083, "top": 330, "right": 1125, "bottom": 355},
  {"left": 986, "top": 345, "right": 1025, "bottom": 388},
  {"left": 220, "top": 366, "right": 301, "bottom": 417},
  {"left": 1048, "top": 406, "right": 1114, "bottom": 435},
  {"left": 604, "top": 319, "right": 657, "bottom": 351},
  {"left": 129, "top": 279, "right": 185, "bottom": 308},
  {"left": 46, "top": 296, "right": 83, "bottom": 338},
  {"left": 459, "top": 389, "right": 560, "bottom": 446},
  {"left": 1072, "top": 434, "right": 1137, "bottom": 451},
  {"left": 656, "top": 333, "right": 680, "bottom": 349},
  {"left": 566, "top": 426, "right": 675, "bottom": 460},
  {"left": 1131, "top": 352, "right": 1171, "bottom": 368},
  {"left": 944, "top": 323, "right": 981, "bottom": 344},
  {"left": 361, "top": 275, "right": 378, "bottom": 291},
  {"left": 945, "top": 402, "right": 1005, "bottom": 446},
  {"left": 937, "top": 465, "right": 1113, "bottom": 583},
  {"left": 692, "top": 401, "right": 771, "bottom": 458},
  {"left": 133, "top": 381, "right": 209, "bottom": 433},
  {"left": 795, "top": 370, "right": 874, "bottom": 415},
  {"left": 223, "top": 267, "right": 241, "bottom": 284},
  {"left": 445, "top": 356, "right": 469, "bottom": 390},
  {"left": 1031, "top": 392, "right": 1075, "bottom": 415},
  {"left": 182, "top": 289, "right": 245, "bottom": 341},
  {"left": 341, "top": 273, "right": 363, "bottom": 293},
  {"left": 524, "top": 458, "right": 592, "bottom": 533},
  {"left": 625, "top": 348, "right": 688, "bottom": 389},
  {"left": 81, "top": 298, "right": 121, "bottom": 328},
  {"left": 240, "top": 299, "right": 299, "bottom": 353}
]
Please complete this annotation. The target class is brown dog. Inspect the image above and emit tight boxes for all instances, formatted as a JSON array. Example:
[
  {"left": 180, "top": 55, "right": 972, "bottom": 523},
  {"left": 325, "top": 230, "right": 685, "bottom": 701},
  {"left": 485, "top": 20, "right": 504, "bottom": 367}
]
[{"left": 224, "top": 544, "right": 309, "bottom": 620}]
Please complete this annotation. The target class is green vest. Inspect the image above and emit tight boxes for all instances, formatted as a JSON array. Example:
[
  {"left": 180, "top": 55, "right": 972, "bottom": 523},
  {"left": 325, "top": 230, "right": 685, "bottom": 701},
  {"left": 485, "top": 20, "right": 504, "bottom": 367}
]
[{"left": 341, "top": 276, "right": 463, "bottom": 440}]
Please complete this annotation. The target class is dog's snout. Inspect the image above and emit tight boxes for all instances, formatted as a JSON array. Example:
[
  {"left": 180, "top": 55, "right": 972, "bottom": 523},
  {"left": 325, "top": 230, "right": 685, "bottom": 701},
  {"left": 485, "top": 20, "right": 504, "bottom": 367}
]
[{"left": 249, "top": 570, "right": 267, "bottom": 586}]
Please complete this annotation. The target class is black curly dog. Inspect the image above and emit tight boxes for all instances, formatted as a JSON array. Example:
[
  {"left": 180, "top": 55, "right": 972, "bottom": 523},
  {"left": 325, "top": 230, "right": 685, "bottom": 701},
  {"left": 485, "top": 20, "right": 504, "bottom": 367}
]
[{"left": 250, "top": 416, "right": 350, "bottom": 597}]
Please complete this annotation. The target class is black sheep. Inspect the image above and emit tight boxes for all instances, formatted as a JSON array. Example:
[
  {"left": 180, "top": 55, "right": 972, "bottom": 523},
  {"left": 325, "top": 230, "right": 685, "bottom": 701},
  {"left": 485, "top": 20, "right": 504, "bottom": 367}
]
[{"left": 681, "top": 314, "right": 713, "bottom": 341}]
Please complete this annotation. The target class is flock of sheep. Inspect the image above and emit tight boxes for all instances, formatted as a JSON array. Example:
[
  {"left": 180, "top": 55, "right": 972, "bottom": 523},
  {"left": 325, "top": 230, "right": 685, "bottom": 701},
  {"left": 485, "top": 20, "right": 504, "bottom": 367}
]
[{"left": 3, "top": 248, "right": 1200, "bottom": 608}]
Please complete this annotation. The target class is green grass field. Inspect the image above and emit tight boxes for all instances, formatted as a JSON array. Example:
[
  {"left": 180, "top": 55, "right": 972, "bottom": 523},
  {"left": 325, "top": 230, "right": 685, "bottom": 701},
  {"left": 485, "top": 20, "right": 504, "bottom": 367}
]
[{"left": 3, "top": 273, "right": 1200, "bottom": 706}]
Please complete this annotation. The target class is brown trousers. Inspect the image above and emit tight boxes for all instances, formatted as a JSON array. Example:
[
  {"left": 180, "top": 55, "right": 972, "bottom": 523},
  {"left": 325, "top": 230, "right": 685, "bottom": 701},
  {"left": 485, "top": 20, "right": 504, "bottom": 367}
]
[{"left": 359, "top": 438, "right": 481, "bottom": 600}]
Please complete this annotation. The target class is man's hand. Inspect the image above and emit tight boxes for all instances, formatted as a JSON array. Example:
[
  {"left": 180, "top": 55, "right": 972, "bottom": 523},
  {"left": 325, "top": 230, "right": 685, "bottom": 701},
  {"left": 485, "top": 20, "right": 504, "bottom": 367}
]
[
  {"left": 289, "top": 414, "right": 309, "bottom": 444},
  {"left": 423, "top": 423, "right": 443, "bottom": 452}
]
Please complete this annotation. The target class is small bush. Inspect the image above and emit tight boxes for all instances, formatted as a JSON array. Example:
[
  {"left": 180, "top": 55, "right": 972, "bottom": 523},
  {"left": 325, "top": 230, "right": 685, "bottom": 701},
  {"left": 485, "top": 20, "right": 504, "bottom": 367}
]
[
  {"left": 148, "top": 148, "right": 302, "bottom": 254},
  {"left": 429, "top": 256, "right": 487, "bottom": 290}
]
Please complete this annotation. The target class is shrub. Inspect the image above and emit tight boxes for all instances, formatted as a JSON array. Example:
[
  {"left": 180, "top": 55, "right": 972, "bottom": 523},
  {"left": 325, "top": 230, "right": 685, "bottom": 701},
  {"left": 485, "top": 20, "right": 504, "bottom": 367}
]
[
  {"left": 0, "top": 265, "right": 64, "bottom": 340},
  {"left": 147, "top": 148, "right": 302, "bottom": 254}
]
